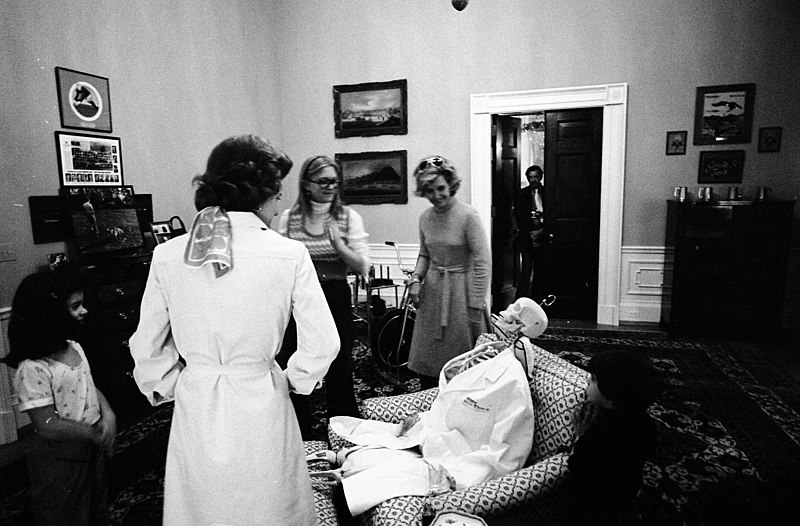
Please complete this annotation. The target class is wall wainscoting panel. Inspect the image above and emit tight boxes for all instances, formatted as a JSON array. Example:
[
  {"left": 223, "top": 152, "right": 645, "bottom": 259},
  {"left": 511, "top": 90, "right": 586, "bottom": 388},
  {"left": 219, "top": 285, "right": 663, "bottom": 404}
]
[
  {"left": 0, "top": 307, "right": 20, "bottom": 442},
  {"left": 619, "top": 246, "right": 669, "bottom": 324},
  {"left": 367, "top": 243, "right": 672, "bottom": 324}
]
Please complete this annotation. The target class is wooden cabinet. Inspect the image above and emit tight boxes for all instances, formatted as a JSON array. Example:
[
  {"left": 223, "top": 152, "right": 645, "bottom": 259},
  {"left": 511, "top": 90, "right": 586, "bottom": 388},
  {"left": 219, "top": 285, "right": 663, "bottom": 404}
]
[
  {"left": 79, "top": 253, "right": 153, "bottom": 421},
  {"left": 662, "top": 200, "right": 794, "bottom": 336}
]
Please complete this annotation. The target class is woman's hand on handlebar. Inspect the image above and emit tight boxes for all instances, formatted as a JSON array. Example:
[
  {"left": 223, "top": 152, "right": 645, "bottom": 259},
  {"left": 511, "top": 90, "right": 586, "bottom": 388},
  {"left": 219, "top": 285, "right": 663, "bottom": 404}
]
[{"left": 408, "top": 282, "right": 421, "bottom": 307}]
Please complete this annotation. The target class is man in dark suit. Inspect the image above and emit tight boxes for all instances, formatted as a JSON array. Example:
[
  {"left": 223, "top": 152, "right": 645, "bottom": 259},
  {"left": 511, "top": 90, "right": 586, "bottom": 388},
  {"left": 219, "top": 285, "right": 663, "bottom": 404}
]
[{"left": 514, "top": 165, "right": 544, "bottom": 300}]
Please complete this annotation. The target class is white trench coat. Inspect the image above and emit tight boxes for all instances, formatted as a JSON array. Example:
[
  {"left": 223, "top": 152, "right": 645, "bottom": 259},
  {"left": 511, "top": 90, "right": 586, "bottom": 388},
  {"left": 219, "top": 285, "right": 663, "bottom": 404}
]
[{"left": 130, "top": 212, "right": 339, "bottom": 526}]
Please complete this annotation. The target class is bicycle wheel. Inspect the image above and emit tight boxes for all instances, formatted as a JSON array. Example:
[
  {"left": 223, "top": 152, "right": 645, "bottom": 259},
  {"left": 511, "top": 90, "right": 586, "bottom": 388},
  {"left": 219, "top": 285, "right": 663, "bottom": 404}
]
[{"left": 370, "top": 307, "right": 415, "bottom": 371}]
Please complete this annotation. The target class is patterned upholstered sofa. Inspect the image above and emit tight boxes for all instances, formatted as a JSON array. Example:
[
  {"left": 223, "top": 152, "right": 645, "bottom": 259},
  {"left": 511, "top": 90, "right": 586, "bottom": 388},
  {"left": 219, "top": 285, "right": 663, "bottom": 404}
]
[
  {"left": 305, "top": 440, "right": 341, "bottom": 526},
  {"left": 326, "top": 342, "right": 590, "bottom": 526}
]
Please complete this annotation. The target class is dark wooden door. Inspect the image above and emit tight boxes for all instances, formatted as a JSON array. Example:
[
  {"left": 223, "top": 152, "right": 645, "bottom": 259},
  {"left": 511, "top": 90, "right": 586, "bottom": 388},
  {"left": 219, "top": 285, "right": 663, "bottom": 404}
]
[
  {"left": 541, "top": 108, "right": 603, "bottom": 320},
  {"left": 490, "top": 115, "right": 520, "bottom": 312}
]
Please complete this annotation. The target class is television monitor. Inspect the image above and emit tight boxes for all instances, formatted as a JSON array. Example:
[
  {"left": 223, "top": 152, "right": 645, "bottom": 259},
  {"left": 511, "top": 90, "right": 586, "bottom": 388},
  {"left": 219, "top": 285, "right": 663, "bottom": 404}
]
[{"left": 63, "top": 186, "right": 146, "bottom": 258}]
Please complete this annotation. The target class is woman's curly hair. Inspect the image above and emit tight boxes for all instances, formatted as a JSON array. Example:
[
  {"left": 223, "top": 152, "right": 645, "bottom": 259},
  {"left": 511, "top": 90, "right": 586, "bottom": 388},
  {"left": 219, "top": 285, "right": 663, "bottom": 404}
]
[
  {"left": 413, "top": 155, "right": 461, "bottom": 197},
  {"left": 193, "top": 134, "right": 293, "bottom": 212}
]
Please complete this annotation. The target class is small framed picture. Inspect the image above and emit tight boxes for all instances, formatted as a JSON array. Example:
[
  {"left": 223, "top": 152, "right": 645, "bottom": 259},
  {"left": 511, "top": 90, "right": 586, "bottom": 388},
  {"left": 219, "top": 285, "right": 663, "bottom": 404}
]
[
  {"left": 698, "top": 150, "right": 745, "bottom": 184},
  {"left": 333, "top": 79, "right": 407, "bottom": 138},
  {"left": 335, "top": 150, "right": 408, "bottom": 204},
  {"left": 149, "top": 221, "right": 175, "bottom": 245},
  {"left": 55, "top": 67, "right": 113, "bottom": 133},
  {"left": 55, "top": 131, "right": 123, "bottom": 187},
  {"left": 757, "top": 126, "right": 782, "bottom": 153},
  {"left": 693, "top": 83, "right": 755, "bottom": 145},
  {"left": 665, "top": 131, "right": 687, "bottom": 155}
]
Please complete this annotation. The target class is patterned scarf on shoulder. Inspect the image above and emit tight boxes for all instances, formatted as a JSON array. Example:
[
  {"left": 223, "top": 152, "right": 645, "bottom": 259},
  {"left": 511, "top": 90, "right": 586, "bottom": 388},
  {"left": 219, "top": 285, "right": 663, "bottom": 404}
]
[{"left": 184, "top": 206, "right": 232, "bottom": 278}]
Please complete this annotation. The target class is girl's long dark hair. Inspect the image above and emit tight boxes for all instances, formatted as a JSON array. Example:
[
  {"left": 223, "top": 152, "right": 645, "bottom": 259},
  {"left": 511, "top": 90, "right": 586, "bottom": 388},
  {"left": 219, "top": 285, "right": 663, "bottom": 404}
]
[{"left": 1, "top": 269, "right": 83, "bottom": 368}]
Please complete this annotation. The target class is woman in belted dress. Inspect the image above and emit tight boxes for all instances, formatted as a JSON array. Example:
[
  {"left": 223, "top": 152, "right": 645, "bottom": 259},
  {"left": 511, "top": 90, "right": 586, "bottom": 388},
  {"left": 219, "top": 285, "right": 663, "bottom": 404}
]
[
  {"left": 407, "top": 156, "right": 491, "bottom": 389},
  {"left": 129, "top": 135, "right": 339, "bottom": 526}
]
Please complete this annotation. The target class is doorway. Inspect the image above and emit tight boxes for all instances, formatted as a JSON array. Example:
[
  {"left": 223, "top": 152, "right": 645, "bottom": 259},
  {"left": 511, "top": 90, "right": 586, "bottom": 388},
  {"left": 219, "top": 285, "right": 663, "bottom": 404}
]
[
  {"left": 492, "top": 109, "right": 603, "bottom": 319},
  {"left": 470, "top": 84, "right": 628, "bottom": 325}
]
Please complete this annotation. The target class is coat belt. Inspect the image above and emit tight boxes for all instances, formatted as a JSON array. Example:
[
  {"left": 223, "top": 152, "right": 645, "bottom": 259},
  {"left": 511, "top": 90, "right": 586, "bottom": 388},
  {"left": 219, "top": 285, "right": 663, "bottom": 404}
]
[
  {"left": 430, "top": 264, "right": 468, "bottom": 340},
  {"left": 187, "top": 361, "right": 272, "bottom": 376}
]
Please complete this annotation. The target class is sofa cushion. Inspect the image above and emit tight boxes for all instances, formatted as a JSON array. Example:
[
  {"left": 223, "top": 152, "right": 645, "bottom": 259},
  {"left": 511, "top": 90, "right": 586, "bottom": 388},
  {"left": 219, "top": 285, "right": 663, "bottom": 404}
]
[{"left": 529, "top": 344, "right": 589, "bottom": 461}]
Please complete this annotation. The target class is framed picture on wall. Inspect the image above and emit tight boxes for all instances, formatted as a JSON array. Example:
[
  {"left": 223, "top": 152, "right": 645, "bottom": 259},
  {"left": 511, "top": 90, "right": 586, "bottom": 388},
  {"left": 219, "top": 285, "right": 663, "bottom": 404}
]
[
  {"left": 335, "top": 150, "right": 408, "bottom": 204},
  {"left": 693, "top": 83, "right": 755, "bottom": 145},
  {"left": 333, "top": 79, "right": 407, "bottom": 138},
  {"left": 698, "top": 150, "right": 745, "bottom": 184},
  {"left": 665, "top": 130, "right": 687, "bottom": 155},
  {"left": 55, "top": 67, "right": 113, "bottom": 133},
  {"left": 757, "top": 126, "right": 782, "bottom": 153},
  {"left": 55, "top": 131, "right": 123, "bottom": 187}
]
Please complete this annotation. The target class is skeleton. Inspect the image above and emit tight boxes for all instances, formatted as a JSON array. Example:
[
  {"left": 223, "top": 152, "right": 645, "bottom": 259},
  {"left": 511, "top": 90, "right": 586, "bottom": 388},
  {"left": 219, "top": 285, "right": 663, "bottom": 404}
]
[
  {"left": 308, "top": 297, "right": 553, "bottom": 514},
  {"left": 442, "top": 296, "right": 551, "bottom": 380}
]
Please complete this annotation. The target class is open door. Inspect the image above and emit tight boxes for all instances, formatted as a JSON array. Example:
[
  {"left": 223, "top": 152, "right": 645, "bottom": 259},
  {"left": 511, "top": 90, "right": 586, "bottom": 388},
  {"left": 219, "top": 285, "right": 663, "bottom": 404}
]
[
  {"left": 540, "top": 108, "right": 603, "bottom": 320},
  {"left": 490, "top": 115, "right": 520, "bottom": 312}
]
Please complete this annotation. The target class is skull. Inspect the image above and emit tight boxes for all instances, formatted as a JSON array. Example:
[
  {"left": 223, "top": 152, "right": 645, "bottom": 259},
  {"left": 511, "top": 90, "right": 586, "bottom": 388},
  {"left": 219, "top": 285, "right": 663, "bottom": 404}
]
[{"left": 496, "top": 297, "right": 548, "bottom": 338}]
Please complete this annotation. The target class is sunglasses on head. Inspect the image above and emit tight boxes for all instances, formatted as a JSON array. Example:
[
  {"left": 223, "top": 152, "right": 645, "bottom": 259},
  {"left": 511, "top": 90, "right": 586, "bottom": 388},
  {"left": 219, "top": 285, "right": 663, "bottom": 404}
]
[
  {"left": 308, "top": 178, "right": 339, "bottom": 188},
  {"left": 417, "top": 156, "right": 446, "bottom": 171}
]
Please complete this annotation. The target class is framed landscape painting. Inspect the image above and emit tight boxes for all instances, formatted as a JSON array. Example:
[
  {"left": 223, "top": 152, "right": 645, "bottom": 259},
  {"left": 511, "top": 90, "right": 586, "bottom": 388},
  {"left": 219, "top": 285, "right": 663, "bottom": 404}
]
[
  {"left": 693, "top": 83, "right": 755, "bottom": 145},
  {"left": 335, "top": 150, "right": 407, "bottom": 204},
  {"left": 333, "top": 79, "right": 407, "bottom": 138}
]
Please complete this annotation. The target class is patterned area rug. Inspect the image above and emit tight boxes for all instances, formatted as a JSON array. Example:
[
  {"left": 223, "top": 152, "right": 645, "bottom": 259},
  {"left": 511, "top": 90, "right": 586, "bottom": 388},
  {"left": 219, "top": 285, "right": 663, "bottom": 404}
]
[
  {"left": 538, "top": 332, "right": 800, "bottom": 526},
  {"left": 1, "top": 328, "right": 799, "bottom": 525}
]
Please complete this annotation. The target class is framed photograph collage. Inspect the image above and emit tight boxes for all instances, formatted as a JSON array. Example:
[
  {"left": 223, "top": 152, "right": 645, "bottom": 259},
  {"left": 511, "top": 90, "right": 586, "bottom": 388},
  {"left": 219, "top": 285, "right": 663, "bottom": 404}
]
[{"left": 55, "top": 131, "right": 123, "bottom": 187}]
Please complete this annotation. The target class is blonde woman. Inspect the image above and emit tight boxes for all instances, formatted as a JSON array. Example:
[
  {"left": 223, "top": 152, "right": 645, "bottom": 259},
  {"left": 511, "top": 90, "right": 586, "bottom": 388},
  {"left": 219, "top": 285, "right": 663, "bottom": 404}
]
[
  {"left": 407, "top": 156, "right": 491, "bottom": 389},
  {"left": 277, "top": 155, "right": 370, "bottom": 432}
]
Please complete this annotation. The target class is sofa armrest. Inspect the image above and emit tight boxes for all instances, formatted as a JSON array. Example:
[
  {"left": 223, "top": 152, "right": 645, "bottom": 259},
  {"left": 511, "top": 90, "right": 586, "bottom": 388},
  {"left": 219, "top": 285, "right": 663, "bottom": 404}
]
[
  {"left": 425, "top": 453, "right": 571, "bottom": 519},
  {"left": 362, "top": 494, "right": 426, "bottom": 526},
  {"left": 361, "top": 387, "right": 439, "bottom": 423},
  {"left": 304, "top": 441, "right": 340, "bottom": 526}
]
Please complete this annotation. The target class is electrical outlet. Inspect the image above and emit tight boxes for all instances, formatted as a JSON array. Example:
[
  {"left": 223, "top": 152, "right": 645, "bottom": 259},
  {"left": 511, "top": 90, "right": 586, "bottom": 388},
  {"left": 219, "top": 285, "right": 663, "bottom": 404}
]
[{"left": 0, "top": 243, "right": 17, "bottom": 262}]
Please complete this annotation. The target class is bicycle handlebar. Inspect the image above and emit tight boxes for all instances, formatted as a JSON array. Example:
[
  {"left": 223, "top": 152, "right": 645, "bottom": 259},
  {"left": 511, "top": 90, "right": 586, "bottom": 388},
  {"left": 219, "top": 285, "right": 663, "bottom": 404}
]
[{"left": 384, "top": 241, "right": 415, "bottom": 275}]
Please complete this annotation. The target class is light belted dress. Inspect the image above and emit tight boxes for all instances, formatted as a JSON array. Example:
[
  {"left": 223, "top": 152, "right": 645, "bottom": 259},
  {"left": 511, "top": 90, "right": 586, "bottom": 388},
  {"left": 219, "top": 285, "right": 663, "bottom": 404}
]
[
  {"left": 407, "top": 200, "right": 491, "bottom": 377},
  {"left": 129, "top": 211, "right": 339, "bottom": 526}
]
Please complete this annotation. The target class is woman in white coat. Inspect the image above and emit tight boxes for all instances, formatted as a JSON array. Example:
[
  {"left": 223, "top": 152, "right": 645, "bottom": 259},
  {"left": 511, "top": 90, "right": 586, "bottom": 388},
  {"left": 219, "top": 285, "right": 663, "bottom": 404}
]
[{"left": 129, "top": 135, "right": 339, "bottom": 526}]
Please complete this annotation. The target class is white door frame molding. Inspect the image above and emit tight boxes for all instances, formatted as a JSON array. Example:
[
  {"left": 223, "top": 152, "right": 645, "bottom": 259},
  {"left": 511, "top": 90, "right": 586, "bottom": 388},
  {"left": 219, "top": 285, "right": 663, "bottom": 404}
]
[{"left": 470, "top": 83, "right": 628, "bottom": 325}]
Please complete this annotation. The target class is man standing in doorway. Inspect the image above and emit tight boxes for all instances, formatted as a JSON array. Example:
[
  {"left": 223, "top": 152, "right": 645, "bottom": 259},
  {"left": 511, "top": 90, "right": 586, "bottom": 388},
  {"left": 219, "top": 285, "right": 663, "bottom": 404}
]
[{"left": 514, "top": 165, "right": 544, "bottom": 300}]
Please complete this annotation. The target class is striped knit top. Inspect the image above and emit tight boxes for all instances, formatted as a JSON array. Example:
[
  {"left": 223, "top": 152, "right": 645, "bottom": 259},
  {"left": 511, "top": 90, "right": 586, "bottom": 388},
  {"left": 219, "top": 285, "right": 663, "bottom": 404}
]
[{"left": 277, "top": 201, "right": 370, "bottom": 281}]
